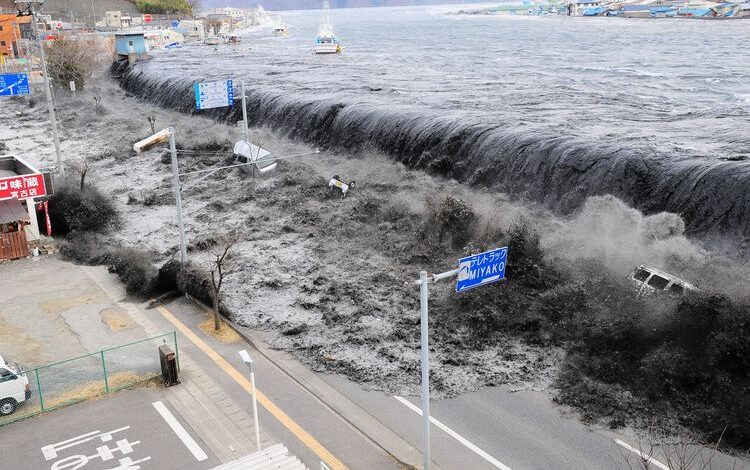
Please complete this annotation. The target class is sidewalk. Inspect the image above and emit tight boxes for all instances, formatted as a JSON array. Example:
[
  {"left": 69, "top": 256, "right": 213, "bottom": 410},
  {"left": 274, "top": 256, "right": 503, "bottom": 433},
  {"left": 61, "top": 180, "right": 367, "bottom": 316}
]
[{"left": 80, "top": 265, "right": 278, "bottom": 465}]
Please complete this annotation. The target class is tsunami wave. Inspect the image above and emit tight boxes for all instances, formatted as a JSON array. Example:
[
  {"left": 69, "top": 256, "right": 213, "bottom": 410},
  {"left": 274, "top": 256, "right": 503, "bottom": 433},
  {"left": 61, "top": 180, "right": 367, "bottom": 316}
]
[{"left": 114, "top": 62, "right": 750, "bottom": 244}]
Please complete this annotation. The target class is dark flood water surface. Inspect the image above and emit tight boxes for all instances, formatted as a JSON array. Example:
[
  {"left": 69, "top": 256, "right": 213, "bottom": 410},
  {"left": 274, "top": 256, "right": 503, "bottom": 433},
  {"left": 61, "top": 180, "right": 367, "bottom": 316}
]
[{"left": 119, "top": 6, "right": 750, "bottom": 242}]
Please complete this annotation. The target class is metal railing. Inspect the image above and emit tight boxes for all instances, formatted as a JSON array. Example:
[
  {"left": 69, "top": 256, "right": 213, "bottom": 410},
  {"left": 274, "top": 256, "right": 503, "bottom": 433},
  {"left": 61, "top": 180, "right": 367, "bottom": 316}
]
[{"left": 0, "top": 332, "right": 178, "bottom": 426}]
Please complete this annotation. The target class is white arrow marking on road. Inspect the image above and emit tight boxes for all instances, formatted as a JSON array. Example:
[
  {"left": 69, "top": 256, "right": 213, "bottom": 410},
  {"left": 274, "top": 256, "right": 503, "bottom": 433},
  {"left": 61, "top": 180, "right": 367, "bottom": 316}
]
[
  {"left": 393, "top": 395, "right": 513, "bottom": 470},
  {"left": 152, "top": 401, "right": 208, "bottom": 461},
  {"left": 614, "top": 439, "right": 670, "bottom": 470}
]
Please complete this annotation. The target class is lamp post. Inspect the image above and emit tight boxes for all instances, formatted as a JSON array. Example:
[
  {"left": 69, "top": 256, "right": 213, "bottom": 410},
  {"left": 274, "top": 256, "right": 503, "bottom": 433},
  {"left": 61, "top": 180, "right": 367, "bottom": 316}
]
[
  {"left": 239, "top": 349, "right": 262, "bottom": 451},
  {"left": 15, "top": 0, "right": 64, "bottom": 175}
]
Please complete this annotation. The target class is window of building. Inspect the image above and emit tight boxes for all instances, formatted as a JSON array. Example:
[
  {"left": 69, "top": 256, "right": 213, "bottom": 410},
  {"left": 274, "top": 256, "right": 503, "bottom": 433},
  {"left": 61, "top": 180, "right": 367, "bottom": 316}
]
[{"left": 0, "top": 41, "right": 5, "bottom": 47}]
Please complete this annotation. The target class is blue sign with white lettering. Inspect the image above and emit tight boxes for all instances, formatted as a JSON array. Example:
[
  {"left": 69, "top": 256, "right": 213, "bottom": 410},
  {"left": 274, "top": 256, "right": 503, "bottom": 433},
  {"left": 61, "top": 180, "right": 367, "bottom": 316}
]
[
  {"left": 194, "top": 79, "right": 234, "bottom": 110},
  {"left": 0, "top": 73, "right": 31, "bottom": 97},
  {"left": 456, "top": 246, "right": 508, "bottom": 293}
]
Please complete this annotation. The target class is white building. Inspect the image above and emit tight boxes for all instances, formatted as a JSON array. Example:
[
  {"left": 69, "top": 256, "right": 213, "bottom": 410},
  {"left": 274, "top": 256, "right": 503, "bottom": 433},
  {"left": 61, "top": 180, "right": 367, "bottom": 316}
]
[{"left": 176, "top": 19, "right": 206, "bottom": 42}]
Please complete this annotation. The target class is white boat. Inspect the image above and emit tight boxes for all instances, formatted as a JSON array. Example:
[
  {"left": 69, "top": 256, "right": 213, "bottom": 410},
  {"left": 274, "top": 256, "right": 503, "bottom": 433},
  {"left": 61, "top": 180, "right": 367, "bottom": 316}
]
[
  {"left": 272, "top": 23, "right": 289, "bottom": 37},
  {"left": 204, "top": 35, "right": 221, "bottom": 45},
  {"left": 314, "top": 0, "right": 341, "bottom": 54}
]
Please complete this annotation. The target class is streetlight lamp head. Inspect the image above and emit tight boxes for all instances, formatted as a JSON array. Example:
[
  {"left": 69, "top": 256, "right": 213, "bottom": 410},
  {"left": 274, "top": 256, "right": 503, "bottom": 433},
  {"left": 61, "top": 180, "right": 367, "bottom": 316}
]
[{"left": 239, "top": 349, "right": 253, "bottom": 365}]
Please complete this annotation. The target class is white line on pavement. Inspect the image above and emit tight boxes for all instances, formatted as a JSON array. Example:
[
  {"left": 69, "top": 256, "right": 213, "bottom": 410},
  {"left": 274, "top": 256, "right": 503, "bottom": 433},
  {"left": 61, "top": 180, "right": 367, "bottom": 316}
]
[
  {"left": 614, "top": 439, "right": 670, "bottom": 470},
  {"left": 152, "top": 401, "right": 209, "bottom": 462},
  {"left": 393, "top": 395, "right": 513, "bottom": 470}
]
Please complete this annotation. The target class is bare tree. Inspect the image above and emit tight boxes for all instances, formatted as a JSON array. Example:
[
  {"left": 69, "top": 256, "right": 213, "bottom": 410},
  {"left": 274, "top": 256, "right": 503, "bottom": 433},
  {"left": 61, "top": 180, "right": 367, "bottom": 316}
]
[
  {"left": 45, "top": 37, "right": 107, "bottom": 91},
  {"left": 68, "top": 157, "right": 91, "bottom": 190},
  {"left": 206, "top": 233, "right": 240, "bottom": 331},
  {"left": 207, "top": 18, "right": 223, "bottom": 36},
  {"left": 617, "top": 427, "right": 738, "bottom": 470}
]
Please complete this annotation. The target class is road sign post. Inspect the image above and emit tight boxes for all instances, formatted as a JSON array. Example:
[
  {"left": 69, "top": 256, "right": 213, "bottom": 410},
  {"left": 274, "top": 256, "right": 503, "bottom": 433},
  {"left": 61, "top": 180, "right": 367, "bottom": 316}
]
[
  {"left": 415, "top": 246, "right": 508, "bottom": 470},
  {"left": 241, "top": 80, "right": 249, "bottom": 143}
]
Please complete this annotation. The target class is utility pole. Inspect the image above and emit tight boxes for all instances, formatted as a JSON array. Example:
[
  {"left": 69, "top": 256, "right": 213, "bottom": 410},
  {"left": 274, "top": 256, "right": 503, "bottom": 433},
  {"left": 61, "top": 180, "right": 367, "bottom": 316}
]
[
  {"left": 241, "top": 80, "right": 249, "bottom": 143},
  {"left": 168, "top": 128, "right": 188, "bottom": 265},
  {"left": 90, "top": 0, "right": 96, "bottom": 28},
  {"left": 20, "top": 0, "right": 64, "bottom": 175}
]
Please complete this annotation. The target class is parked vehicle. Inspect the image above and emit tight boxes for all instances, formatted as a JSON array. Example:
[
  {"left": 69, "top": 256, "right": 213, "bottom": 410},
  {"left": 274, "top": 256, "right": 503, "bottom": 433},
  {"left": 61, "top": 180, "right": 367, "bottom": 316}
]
[
  {"left": 629, "top": 265, "right": 696, "bottom": 296},
  {"left": 0, "top": 355, "right": 31, "bottom": 416}
]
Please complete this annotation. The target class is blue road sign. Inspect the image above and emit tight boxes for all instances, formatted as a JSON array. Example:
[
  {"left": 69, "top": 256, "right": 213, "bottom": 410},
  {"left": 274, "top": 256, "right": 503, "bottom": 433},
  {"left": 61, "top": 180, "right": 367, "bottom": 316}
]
[
  {"left": 456, "top": 246, "right": 508, "bottom": 293},
  {"left": 194, "top": 79, "right": 234, "bottom": 110},
  {"left": 0, "top": 73, "right": 31, "bottom": 97}
]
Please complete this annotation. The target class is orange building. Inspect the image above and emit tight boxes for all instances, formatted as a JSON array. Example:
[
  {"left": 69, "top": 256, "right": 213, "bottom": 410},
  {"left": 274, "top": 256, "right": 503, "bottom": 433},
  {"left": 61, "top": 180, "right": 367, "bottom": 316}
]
[{"left": 0, "top": 14, "right": 31, "bottom": 58}]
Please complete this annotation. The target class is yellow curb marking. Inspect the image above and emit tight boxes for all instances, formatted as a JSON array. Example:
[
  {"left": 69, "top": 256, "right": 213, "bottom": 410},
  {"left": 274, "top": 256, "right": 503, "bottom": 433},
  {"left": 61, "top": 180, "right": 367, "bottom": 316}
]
[{"left": 157, "top": 306, "right": 349, "bottom": 470}]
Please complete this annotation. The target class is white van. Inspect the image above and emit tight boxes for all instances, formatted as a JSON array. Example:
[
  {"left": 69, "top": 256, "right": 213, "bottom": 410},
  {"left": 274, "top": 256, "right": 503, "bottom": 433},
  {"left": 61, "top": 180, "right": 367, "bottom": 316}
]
[
  {"left": 0, "top": 355, "right": 31, "bottom": 416},
  {"left": 233, "top": 140, "right": 277, "bottom": 175},
  {"left": 629, "top": 265, "right": 697, "bottom": 296}
]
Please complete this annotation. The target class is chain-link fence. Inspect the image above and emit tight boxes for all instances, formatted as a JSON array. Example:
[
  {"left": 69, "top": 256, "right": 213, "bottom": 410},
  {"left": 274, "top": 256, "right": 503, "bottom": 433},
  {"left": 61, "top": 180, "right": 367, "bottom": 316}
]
[{"left": 0, "top": 332, "right": 178, "bottom": 426}]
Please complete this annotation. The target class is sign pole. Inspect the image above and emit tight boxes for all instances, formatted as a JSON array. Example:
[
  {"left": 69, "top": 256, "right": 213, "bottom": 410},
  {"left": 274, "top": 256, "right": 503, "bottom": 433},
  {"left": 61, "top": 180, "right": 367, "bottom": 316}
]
[
  {"left": 168, "top": 128, "right": 188, "bottom": 265},
  {"left": 414, "top": 247, "right": 506, "bottom": 469},
  {"left": 30, "top": 2, "right": 64, "bottom": 175},
  {"left": 241, "top": 80, "right": 249, "bottom": 144},
  {"left": 419, "top": 270, "right": 431, "bottom": 470}
]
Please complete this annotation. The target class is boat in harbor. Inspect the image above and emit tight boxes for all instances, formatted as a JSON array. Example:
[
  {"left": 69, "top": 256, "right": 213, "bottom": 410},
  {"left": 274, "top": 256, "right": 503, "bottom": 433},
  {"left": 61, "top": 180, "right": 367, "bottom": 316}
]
[
  {"left": 273, "top": 23, "right": 289, "bottom": 37},
  {"left": 314, "top": 0, "right": 341, "bottom": 54}
]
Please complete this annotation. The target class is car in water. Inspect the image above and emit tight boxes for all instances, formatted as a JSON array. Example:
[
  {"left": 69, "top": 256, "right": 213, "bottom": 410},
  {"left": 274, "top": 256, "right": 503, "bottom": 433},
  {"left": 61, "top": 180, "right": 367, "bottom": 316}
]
[
  {"left": 629, "top": 265, "right": 696, "bottom": 296},
  {"left": 233, "top": 140, "right": 277, "bottom": 175},
  {"left": 0, "top": 355, "right": 31, "bottom": 416}
]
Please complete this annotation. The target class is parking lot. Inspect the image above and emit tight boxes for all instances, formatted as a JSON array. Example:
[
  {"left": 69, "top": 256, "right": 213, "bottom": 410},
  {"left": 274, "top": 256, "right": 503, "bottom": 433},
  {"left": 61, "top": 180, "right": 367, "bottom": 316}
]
[{"left": 0, "top": 388, "right": 219, "bottom": 470}]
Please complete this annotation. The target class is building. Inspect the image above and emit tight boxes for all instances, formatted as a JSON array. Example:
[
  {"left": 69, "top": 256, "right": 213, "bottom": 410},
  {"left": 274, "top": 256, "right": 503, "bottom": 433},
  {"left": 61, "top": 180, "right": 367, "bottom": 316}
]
[
  {"left": 208, "top": 7, "right": 246, "bottom": 20},
  {"left": 0, "top": 155, "right": 48, "bottom": 261},
  {"left": 733, "top": 3, "right": 750, "bottom": 17},
  {"left": 176, "top": 19, "right": 205, "bottom": 42},
  {"left": 115, "top": 32, "right": 148, "bottom": 63},
  {"left": 574, "top": 0, "right": 603, "bottom": 14},
  {"left": 0, "top": 14, "right": 31, "bottom": 58}
]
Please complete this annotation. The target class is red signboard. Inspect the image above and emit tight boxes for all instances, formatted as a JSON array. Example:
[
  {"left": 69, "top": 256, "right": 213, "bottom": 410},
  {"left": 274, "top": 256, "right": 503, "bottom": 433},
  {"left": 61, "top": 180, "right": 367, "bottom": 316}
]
[
  {"left": 0, "top": 173, "right": 47, "bottom": 200},
  {"left": 144, "top": 14, "right": 152, "bottom": 23}
]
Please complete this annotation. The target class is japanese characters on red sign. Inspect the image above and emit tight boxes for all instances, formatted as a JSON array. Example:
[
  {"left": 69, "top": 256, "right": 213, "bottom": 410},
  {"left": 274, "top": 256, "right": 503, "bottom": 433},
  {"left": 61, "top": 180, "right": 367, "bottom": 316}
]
[{"left": 0, "top": 173, "right": 47, "bottom": 200}]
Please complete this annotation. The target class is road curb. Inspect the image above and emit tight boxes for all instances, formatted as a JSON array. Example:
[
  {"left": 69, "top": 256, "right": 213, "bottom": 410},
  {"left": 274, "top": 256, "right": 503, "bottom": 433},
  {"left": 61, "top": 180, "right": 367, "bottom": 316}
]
[{"left": 184, "top": 294, "right": 430, "bottom": 470}]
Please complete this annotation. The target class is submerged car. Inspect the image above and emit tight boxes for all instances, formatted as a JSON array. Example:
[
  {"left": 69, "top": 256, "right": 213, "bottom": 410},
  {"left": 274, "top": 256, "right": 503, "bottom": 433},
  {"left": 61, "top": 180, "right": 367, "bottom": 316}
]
[
  {"left": 0, "top": 355, "right": 31, "bottom": 416},
  {"left": 629, "top": 265, "right": 697, "bottom": 296},
  {"left": 233, "top": 140, "right": 277, "bottom": 174}
]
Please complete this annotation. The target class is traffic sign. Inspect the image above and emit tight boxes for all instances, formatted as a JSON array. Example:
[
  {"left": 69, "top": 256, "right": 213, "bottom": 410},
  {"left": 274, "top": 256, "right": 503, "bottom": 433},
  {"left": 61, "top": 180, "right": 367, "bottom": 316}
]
[
  {"left": 455, "top": 246, "right": 508, "bottom": 292},
  {"left": 194, "top": 79, "right": 234, "bottom": 110},
  {"left": 0, "top": 73, "right": 31, "bottom": 97}
]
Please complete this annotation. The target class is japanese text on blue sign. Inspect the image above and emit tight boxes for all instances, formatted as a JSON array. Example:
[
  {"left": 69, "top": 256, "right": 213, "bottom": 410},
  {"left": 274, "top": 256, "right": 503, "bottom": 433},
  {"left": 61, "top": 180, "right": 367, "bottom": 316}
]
[
  {"left": 456, "top": 246, "right": 508, "bottom": 293},
  {"left": 0, "top": 73, "right": 31, "bottom": 97}
]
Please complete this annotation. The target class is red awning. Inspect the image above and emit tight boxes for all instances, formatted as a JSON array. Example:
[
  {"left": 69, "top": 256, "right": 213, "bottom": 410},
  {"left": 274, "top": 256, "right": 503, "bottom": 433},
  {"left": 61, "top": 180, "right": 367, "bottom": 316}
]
[{"left": 0, "top": 198, "right": 29, "bottom": 224}]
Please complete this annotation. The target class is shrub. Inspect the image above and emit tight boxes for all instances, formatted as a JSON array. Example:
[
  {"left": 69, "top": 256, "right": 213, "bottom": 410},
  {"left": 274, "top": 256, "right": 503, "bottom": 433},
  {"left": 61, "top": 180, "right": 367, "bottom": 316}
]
[
  {"left": 48, "top": 184, "right": 119, "bottom": 235},
  {"left": 424, "top": 195, "right": 476, "bottom": 249},
  {"left": 45, "top": 38, "right": 104, "bottom": 90}
]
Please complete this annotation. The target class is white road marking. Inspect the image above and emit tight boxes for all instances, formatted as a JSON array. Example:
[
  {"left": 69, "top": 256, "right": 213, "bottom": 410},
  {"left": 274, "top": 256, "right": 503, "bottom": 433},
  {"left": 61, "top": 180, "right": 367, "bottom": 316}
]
[
  {"left": 152, "top": 401, "right": 208, "bottom": 461},
  {"left": 393, "top": 395, "right": 513, "bottom": 470},
  {"left": 614, "top": 439, "right": 670, "bottom": 470}
]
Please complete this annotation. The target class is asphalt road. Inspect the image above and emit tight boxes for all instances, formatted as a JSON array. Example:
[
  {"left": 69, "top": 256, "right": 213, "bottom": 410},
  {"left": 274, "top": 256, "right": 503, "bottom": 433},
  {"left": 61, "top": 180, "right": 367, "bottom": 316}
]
[
  {"left": 0, "top": 388, "right": 219, "bottom": 470},
  {"left": 324, "top": 375, "right": 750, "bottom": 470}
]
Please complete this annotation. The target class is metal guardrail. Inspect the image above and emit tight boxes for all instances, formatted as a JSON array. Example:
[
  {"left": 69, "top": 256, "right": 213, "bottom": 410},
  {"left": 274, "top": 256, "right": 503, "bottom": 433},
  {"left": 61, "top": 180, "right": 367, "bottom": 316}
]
[{"left": 0, "top": 332, "right": 178, "bottom": 426}]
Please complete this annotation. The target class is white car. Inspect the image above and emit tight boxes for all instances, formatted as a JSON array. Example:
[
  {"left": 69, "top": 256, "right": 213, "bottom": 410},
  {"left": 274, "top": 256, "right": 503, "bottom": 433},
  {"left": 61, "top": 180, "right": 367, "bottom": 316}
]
[
  {"left": 233, "top": 140, "right": 277, "bottom": 174},
  {"left": 0, "top": 355, "right": 31, "bottom": 416},
  {"left": 629, "top": 265, "right": 696, "bottom": 296}
]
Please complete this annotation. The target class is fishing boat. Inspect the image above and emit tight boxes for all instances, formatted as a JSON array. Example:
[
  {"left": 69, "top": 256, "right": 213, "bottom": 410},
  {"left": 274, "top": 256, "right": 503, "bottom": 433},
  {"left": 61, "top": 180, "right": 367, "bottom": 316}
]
[
  {"left": 272, "top": 23, "right": 289, "bottom": 37},
  {"left": 314, "top": 0, "right": 341, "bottom": 54}
]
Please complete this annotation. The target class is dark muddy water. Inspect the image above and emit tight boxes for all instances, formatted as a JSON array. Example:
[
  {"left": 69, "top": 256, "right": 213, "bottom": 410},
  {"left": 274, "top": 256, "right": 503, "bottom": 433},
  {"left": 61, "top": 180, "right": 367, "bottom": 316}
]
[{"left": 121, "top": 6, "right": 750, "bottom": 241}]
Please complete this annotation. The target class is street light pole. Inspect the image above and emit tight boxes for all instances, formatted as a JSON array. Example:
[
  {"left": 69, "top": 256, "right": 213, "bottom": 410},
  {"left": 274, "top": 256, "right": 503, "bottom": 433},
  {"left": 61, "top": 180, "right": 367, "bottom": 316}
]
[
  {"left": 24, "top": 0, "right": 64, "bottom": 175},
  {"left": 419, "top": 270, "right": 431, "bottom": 470},
  {"left": 241, "top": 80, "right": 249, "bottom": 144},
  {"left": 239, "top": 349, "right": 262, "bottom": 451},
  {"left": 168, "top": 127, "right": 188, "bottom": 265}
]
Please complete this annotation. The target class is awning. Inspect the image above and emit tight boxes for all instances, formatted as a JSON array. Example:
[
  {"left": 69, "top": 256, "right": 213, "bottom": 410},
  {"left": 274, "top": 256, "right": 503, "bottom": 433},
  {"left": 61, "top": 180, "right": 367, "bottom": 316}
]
[{"left": 0, "top": 198, "right": 29, "bottom": 224}]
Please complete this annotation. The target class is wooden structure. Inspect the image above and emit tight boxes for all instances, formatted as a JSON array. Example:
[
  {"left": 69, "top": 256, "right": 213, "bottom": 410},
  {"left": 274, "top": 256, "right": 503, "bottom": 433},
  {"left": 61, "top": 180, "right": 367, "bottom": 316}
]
[{"left": 0, "top": 198, "right": 30, "bottom": 261}]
